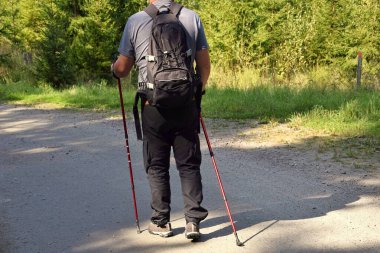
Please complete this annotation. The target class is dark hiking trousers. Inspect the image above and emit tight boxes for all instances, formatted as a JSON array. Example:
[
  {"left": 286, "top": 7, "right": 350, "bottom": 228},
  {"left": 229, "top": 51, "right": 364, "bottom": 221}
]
[{"left": 142, "top": 102, "right": 208, "bottom": 226}]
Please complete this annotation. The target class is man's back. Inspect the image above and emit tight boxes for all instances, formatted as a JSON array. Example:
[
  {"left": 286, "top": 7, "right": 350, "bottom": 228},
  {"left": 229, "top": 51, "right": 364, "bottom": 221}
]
[{"left": 118, "top": 0, "right": 208, "bottom": 83}]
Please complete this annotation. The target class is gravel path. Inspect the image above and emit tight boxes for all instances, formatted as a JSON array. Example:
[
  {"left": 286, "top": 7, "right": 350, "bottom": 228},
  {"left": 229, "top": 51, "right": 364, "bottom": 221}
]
[{"left": 1, "top": 104, "right": 379, "bottom": 253}]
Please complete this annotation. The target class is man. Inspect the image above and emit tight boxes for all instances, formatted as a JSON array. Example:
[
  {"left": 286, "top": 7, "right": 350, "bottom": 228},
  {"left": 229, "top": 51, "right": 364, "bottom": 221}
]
[{"left": 112, "top": 0, "right": 211, "bottom": 239}]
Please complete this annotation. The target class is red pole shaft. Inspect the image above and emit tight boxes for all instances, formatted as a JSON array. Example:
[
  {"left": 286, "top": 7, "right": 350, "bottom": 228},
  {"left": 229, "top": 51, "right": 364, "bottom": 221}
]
[
  {"left": 199, "top": 114, "right": 238, "bottom": 235},
  {"left": 117, "top": 78, "right": 140, "bottom": 229}
]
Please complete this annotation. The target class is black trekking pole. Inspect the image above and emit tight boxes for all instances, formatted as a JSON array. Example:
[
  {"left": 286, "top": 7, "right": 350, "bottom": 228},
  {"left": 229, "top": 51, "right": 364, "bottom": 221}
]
[
  {"left": 116, "top": 77, "right": 141, "bottom": 234},
  {"left": 199, "top": 113, "right": 244, "bottom": 246}
]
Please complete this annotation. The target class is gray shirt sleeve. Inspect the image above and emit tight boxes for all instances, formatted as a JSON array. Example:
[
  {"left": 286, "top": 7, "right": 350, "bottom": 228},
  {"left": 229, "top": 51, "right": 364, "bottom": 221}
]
[
  {"left": 195, "top": 15, "right": 209, "bottom": 51},
  {"left": 118, "top": 19, "right": 135, "bottom": 59}
]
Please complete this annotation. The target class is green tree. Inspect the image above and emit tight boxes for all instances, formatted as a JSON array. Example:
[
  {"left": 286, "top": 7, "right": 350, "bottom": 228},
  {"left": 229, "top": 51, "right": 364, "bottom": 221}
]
[
  {"left": 35, "top": 0, "right": 74, "bottom": 88},
  {"left": 2, "top": 0, "right": 379, "bottom": 86}
]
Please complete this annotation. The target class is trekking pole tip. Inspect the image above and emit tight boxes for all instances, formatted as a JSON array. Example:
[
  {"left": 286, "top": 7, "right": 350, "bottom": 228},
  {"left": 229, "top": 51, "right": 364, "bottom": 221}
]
[
  {"left": 136, "top": 221, "right": 141, "bottom": 234},
  {"left": 236, "top": 238, "right": 244, "bottom": 247},
  {"left": 234, "top": 233, "right": 244, "bottom": 246}
]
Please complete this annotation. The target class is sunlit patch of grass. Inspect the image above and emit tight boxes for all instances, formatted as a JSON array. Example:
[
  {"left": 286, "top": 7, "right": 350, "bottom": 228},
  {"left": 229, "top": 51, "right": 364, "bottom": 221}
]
[{"left": 0, "top": 80, "right": 135, "bottom": 111}]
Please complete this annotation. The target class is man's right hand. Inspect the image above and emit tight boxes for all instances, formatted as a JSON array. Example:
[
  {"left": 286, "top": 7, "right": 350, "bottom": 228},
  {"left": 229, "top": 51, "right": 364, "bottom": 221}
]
[{"left": 112, "top": 55, "right": 135, "bottom": 78}]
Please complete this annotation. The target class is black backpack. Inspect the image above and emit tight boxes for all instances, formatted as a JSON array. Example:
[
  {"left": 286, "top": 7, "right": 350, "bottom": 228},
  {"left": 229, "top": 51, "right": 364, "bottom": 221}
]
[{"left": 133, "top": 2, "right": 195, "bottom": 140}]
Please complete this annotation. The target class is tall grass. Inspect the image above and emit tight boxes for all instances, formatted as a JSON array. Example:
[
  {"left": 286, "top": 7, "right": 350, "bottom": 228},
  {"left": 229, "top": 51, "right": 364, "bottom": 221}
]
[
  {"left": 202, "top": 86, "right": 356, "bottom": 120},
  {"left": 203, "top": 67, "right": 380, "bottom": 137},
  {"left": 207, "top": 66, "right": 371, "bottom": 90}
]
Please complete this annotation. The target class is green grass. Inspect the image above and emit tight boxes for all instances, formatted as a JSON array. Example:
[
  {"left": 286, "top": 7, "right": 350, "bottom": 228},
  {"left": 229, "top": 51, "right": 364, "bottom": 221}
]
[
  {"left": 202, "top": 86, "right": 380, "bottom": 137},
  {"left": 1, "top": 81, "right": 379, "bottom": 137},
  {"left": 0, "top": 81, "right": 135, "bottom": 110},
  {"left": 291, "top": 95, "right": 380, "bottom": 137}
]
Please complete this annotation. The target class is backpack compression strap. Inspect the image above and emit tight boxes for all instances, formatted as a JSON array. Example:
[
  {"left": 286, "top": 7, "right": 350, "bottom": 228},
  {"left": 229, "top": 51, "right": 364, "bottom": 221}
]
[{"left": 144, "top": 4, "right": 159, "bottom": 19}]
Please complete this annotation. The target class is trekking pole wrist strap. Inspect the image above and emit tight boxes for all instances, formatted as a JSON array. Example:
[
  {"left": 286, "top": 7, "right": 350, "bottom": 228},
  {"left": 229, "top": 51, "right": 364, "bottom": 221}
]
[{"left": 133, "top": 93, "right": 143, "bottom": 141}]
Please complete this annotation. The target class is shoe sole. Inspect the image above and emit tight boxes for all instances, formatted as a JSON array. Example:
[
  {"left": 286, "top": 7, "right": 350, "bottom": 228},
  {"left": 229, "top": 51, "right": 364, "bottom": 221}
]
[
  {"left": 185, "top": 232, "right": 201, "bottom": 240},
  {"left": 149, "top": 230, "right": 173, "bottom": 238}
]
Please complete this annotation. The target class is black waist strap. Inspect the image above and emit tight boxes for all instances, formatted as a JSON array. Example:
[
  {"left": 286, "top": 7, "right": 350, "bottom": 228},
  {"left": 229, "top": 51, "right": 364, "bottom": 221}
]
[{"left": 133, "top": 93, "right": 143, "bottom": 141}]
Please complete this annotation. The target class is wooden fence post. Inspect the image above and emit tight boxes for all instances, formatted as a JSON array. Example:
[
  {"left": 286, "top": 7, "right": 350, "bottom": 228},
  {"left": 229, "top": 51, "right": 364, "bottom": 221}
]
[{"left": 356, "top": 51, "right": 362, "bottom": 88}]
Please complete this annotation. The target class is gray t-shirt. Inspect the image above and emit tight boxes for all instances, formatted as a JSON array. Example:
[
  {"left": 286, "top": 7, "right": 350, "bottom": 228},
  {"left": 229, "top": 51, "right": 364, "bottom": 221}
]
[{"left": 118, "top": 0, "right": 209, "bottom": 83}]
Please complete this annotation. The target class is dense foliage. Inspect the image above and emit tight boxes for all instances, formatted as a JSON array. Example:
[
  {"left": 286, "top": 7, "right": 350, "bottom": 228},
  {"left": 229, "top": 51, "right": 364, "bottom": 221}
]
[
  {"left": 196, "top": 0, "right": 380, "bottom": 84},
  {"left": 0, "top": 0, "right": 379, "bottom": 87}
]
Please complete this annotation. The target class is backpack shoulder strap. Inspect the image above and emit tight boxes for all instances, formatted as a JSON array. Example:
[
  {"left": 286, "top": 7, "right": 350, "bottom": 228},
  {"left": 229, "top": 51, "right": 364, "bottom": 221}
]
[
  {"left": 144, "top": 4, "right": 159, "bottom": 19},
  {"left": 170, "top": 2, "right": 183, "bottom": 17}
]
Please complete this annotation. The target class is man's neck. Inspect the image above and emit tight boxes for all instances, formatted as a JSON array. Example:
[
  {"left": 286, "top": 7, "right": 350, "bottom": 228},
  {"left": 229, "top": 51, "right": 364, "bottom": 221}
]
[{"left": 151, "top": 0, "right": 171, "bottom": 8}]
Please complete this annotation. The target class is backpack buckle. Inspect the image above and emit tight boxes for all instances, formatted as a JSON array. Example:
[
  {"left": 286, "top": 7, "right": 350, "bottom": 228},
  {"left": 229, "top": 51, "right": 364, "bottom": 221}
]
[
  {"left": 146, "top": 82, "right": 154, "bottom": 90},
  {"left": 138, "top": 82, "right": 154, "bottom": 90},
  {"left": 145, "top": 55, "right": 156, "bottom": 62}
]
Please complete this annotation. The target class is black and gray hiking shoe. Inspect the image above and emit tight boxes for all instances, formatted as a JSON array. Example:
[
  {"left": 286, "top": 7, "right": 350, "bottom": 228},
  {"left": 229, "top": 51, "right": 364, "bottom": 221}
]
[
  {"left": 148, "top": 222, "right": 173, "bottom": 238},
  {"left": 185, "top": 222, "right": 201, "bottom": 240}
]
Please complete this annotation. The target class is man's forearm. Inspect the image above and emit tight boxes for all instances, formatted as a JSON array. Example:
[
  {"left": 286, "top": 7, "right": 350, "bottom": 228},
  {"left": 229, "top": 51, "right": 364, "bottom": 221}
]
[
  {"left": 198, "top": 66, "right": 210, "bottom": 91},
  {"left": 195, "top": 49, "right": 211, "bottom": 91}
]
